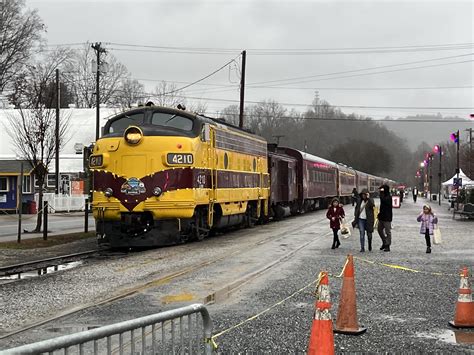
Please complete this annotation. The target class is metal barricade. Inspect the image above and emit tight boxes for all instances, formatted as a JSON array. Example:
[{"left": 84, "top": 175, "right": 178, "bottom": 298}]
[{"left": 1, "top": 304, "right": 213, "bottom": 355}]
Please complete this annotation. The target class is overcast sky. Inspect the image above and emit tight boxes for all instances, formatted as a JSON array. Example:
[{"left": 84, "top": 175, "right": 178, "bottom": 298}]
[{"left": 28, "top": 0, "right": 473, "bottom": 120}]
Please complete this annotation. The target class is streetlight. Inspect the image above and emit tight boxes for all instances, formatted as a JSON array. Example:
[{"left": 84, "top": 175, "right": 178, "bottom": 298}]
[
  {"left": 425, "top": 153, "right": 434, "bottom": 200},
  {"left": 450, "top": 130, "right": 460, "bottom": 213},
  {"left": 433, "top": 145, "right": 442, "bottom": 206}
]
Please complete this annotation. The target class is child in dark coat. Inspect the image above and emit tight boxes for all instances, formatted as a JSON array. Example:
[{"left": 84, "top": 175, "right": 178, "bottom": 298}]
[{"left": 326, "top": 197, "right": 345, "bottom": 249}]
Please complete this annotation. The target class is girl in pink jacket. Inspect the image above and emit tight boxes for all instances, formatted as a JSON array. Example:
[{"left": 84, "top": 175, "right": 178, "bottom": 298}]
[{"left": 416, "top": 204, "right": 438, "bottom": 254}]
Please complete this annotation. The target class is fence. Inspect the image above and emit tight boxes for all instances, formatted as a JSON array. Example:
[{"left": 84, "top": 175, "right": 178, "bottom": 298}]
[
  {"left": 1, "top": 304, "right": 213, "bottom": 355},
  {"left": 36, "top": 193, "right": 87, "bottom": 213}
]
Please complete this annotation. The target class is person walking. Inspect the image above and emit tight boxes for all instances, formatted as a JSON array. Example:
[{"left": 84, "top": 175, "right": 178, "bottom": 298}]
[
  {"left": 399, "top": 188, "right": 404, "bottom": 204},
  {"left": 326, "top": 197, "right": 345, "bottom": 249},
  {"left": 412, "top": 187, "right": 418, "bottom": 203},
  {"left": 416, "top": 204, "right": 438, "bottom": 253},
  {"left": 377, "top": 184, "right": 393, "bottom": 252},
  {"left": 354, "top": 188, "right": 375, "bottom": 252},
  {"left": 351, "top": 188, "right": 358, "bottom": 206}
]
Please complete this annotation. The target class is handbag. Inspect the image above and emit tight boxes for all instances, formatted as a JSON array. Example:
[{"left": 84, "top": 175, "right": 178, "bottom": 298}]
[
  {"left": 433, "top": 225, "right": 442, "bottom": 245},
  {"left": 340, "top": 218, "right": 352, "bottom": 239}
]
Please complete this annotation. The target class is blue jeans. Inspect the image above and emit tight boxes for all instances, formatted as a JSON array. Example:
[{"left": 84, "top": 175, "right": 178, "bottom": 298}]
[{"left": 358, "top": 219, "right": 368, "bottom": 250}]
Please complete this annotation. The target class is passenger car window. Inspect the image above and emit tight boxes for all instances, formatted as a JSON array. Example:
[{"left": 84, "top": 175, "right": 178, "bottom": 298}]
[
  {"left": 151, "top": 112, "right": 193, "bottom": 131},
  {"left": 108, "top": 113, "right": 145, "bottom": 134}
]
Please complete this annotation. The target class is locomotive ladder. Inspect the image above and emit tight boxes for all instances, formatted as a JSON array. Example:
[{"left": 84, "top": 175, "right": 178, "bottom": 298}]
[{"left": 207, "top": 128, "right": 216, "bottom": 227}]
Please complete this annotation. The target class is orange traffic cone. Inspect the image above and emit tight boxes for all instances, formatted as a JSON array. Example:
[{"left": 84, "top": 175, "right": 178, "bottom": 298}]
[
  {"left": 449, "top": 267, "right": 474, "bottom": 328},
  {"left": 334, "top": 254, "right": 367, "bottom": 335},
  {"left": 308, "top": 272, "right": 335, "bottom": 355}
]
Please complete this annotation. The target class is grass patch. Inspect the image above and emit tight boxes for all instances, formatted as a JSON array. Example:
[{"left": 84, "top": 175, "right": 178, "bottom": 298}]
[{"left": 0, "top": 232, "right": 95, "bottom": 249}]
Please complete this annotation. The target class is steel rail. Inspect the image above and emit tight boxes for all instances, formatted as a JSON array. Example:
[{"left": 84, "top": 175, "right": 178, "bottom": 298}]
[
  {"left": 0, "top": 213, "right": 327, "bottom": 341},
  {"left": 0, "top": 250, "right": 99, "bottom": 276}
]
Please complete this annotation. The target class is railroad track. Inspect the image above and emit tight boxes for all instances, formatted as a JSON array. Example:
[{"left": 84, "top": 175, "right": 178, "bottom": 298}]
[
  {"left": 0, "top": 213, "right": 328, "bottom": 341},
  {"left": 0, "top": 248, "right": 130, "bottom": 281}
]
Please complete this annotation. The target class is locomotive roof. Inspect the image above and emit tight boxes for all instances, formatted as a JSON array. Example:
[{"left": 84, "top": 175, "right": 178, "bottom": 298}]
[
  {"left": 107, "top": 106, "right": 265, "bottom": 141},
  {"left": 284, "top": 147, "right": 339, "bottom": 168}
]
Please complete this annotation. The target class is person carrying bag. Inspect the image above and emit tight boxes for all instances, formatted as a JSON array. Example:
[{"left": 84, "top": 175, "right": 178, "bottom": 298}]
[
  {"left": 353, "top": 189, "right": 375, "bottom": 252},
  {"left": 416, "top": 204, "right": 439, "bottom": 253}
]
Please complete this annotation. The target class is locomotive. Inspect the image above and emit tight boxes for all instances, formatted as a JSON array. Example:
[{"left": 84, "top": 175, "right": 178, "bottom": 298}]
[{"left": 89, "top": 105, "right": 394, "bottom": 248}]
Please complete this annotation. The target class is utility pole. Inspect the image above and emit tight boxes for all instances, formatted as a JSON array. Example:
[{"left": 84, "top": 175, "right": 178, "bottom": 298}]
[
  {"left": 437, "top": 146, "right": 442, "bottom": 206},
  {"left": 239, "top": 50, "right": 246, "bottom": 129},
  {"left": 456, "top": 130, "right": 460, "bottom": 212},
  {"left": 466, "top": 128, "right": 473, "bottom": 179},
  {"left": 428, "top": 154, "right": 433, "bottom": 201},
  {"left": 17, "top": 163, "right": 23, "bottom": 243},
  {"left": 55, "top": 68, "right": 60, "bottom": 195},
  {"left": 92, "top": 42, "right": 106, "bottom": 141}
]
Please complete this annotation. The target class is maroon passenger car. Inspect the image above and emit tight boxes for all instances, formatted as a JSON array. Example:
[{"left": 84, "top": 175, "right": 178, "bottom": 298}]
[
  {"left": 277, "top": 147, "right": 338, "bottom": 211},
  {"left": 267, "top": 145, "right": 298, "bottom": 218}
]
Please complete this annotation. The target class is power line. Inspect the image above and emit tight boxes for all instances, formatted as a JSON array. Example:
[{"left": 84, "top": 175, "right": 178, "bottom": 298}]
[
  {"left": 160, "top": 54, "right": 242, "bottom": 95},
  {"left": 124, "top": 88, "right": 474, "bottom": 111},
  {"left": 248, "top": 59, "right": 474, "bottom": 87},
  {"left": 247, "top": 85, "right": 474, "bottom": 91},
  {"left": 163, "top": 94, "right": 474, "bottom": 110},
  {"left": 202, "top": 112, "right": 472, "bottom": 123},
  {"left": 105, "top": 41, "right": 474, "bottom": 55},
  {"left": 247, "top": 52, "right": 474, "bottom": 86},
  {"left": 131, "top": 77, "right": 473, "bottom": 91}
]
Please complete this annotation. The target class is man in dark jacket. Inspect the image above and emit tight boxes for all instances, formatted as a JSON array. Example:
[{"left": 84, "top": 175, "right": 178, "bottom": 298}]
[{"left": 377, "top": 184, "right": 393, "bottom": 252}]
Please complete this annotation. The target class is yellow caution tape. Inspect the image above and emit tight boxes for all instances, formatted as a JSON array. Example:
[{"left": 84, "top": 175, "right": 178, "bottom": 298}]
[
  {"left": 354, "top": 256, "right": 458, "bottom": 277},
  {"left": 205, "top": 337, "right": 219, "bottom": 350},
  {"left": 211, "top": 275, "right": 320, "bottom": 345}
]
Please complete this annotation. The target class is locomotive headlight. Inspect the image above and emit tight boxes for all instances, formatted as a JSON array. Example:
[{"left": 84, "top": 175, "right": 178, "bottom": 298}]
[
  {"left": 124, "top": 126, "right": 143, "bottom": 145},
  {"left": 153, "top": 187, "right": 162, "bottom": 196},
  {"left": 104, "top": 188, "right": 113, "bottom": 197}
]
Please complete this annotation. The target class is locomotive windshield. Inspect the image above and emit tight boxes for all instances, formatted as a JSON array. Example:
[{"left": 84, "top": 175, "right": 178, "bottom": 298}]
[
  {"left": 105, "top": 110, "right": 195, "bottom": 136},
  {"left": 108, "top": 112, "right": 145, "bottom": 134},
  {"left": 151, "top": 112, "right": 193, "bottom": 131}
]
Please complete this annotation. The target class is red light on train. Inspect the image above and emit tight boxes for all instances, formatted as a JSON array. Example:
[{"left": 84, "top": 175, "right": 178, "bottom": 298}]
[{"left": 177, "top": 144, "right": 182, "bottom": 149}]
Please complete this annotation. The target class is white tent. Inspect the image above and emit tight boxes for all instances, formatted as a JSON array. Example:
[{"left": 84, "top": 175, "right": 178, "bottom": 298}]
[{"left": 442, "top": 169, "right": 474, "bottom": 187}]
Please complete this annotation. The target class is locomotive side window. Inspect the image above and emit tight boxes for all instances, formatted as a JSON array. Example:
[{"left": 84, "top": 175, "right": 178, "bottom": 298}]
[
  {"left": 108, "top": 113, "right": 145, "bottom": 134},
  {"left": 151, "top": 112, "right": 193, "bottom": 131}
]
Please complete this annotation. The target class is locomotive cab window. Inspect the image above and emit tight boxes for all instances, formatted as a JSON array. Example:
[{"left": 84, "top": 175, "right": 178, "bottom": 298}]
[
  {"left": 108, "top": 113, "right": 145, "bottom": 134},
  {"left": 151, "top": 112, "right": 193, "bottom": 131}
]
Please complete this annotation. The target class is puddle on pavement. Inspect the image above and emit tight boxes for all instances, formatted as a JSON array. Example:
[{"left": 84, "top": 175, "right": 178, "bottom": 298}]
[
  {"left": 47, "top": 325, "right": 101, "bottom": 333},
  {"left": 417, "top": 329, "right": 474, "bottom": 345},
  {"left": 0, "top": 261, "right": 83, "bottom": 281}
]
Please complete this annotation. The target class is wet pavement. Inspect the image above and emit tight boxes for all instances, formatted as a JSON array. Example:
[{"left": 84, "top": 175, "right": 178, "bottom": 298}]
[
  {"left": 0, "top": 212, "right": 95, "bottom": 242},
  {"left": 0, "top": 197, "right": 473, "bottom": 353}
]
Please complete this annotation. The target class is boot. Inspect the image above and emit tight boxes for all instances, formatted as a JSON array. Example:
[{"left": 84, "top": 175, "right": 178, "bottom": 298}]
[
  {"left": 384, "top": 245, "right": 390, "bottom": 252},
  {"left": 331, "top": 243, "right": 336, "bottom": 249},
  {"left": 380, "top": 244, "right": 386, "bottom": 250},
  {"left": 368, "top": 235, "right": 372, "bottom": 251},
  {"left": 426, "top": 247, "right": 431, "bottom": 253},
  {"left": 336, "top": 239, "right": 341, "bottom": 248}
]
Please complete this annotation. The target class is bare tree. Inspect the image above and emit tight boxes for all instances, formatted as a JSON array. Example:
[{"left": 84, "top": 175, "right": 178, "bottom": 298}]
[
  {"left": 150, "top": 81, "right": 186, "bottom": 108},
  {"left": 188, "top": 101, "right": 208, "bottom": 115},
  {"left": 4, "top": 50, "right": 72, "bottom": 232},
  {"left": 113, "top": 78, "right": 144, "bottom": 108},
  {"left": 248, "top": 100, "right": 287, "bottom": 139},
  {"left": 221, "top": 104, "right": 240, "bottom": 125},
  {"left": 0, "top": 0, "right": 45, "bottom": 94},
  {"left": 62, "top": 43, "right": 129, "bottom": 108},
  {"left": 6, "top": 107, "right": 70, "bottom": 232},
  {"left": 7, "top": 48, "right": 74, "bottom": 108}
]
